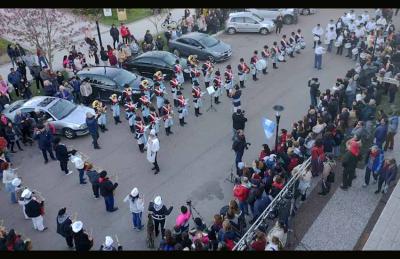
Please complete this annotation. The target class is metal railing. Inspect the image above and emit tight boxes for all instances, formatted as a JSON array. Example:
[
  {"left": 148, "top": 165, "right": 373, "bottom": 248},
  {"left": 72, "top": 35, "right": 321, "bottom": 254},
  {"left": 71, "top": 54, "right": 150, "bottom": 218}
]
[{"left": 233, "top": 157, "right": 311, "bottom": 251}]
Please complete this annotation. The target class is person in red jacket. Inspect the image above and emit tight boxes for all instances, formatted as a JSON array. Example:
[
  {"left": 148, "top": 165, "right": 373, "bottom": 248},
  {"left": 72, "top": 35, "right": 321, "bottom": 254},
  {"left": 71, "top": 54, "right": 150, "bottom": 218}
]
[
  {"left": 259, "top": 144, "right": 271, "bottom": 161},
  {"left": 311, "top": 138, "right": 325, "bottom": 177},
  {"left": 233, "top": 176, "right": 251, "bottom": 216},
  {"left": 120, "top": 23, "right": 129, "bottom": 44},
  {"left": 106, "top": 45, "right": 117, "bottom": 67}
]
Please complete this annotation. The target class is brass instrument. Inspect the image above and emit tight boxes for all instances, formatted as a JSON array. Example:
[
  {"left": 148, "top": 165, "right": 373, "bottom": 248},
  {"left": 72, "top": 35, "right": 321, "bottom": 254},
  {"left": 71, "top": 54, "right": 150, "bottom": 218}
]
[
  {"left": 31, "top": 189, "right": 45, "bottom": 203},
  {"left": 188, "top": 55, "right": 199, "bottom": 66}
]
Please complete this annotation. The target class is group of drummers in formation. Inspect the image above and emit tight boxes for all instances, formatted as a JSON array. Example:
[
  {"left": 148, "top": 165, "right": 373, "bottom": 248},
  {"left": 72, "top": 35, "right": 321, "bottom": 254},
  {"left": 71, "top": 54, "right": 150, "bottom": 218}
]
[
  {"left": 89, "top": 28, "right": 308, "bottom": 152},
  {"left": 311, "top": 9, "right": 393, "bottom": 59}
]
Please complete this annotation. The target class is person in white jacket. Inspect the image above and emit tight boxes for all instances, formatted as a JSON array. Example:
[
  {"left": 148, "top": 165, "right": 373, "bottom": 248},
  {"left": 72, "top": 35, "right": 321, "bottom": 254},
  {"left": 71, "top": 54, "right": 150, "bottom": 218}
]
[
  {"left": 69, "top": 150, "right": 86, "bottom": 184},
  {"left": 312, "top": 24, "right": 324, "bottom": 48},
  {"left": 146, "top": 129, "right": 160, "bottom": 174},
  {"left": 123, "top": 187, "right": 145, "bottom": 231},
  {"left": 325, "top": 27, "right": 337, "bottom": 53}
]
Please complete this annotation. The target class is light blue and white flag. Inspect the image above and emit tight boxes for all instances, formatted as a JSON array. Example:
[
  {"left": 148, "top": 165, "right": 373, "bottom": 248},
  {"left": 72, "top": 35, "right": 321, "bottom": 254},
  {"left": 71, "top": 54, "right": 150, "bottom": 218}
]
[{"left": 262, "top": 117, "right": 276, "bottom": 139}]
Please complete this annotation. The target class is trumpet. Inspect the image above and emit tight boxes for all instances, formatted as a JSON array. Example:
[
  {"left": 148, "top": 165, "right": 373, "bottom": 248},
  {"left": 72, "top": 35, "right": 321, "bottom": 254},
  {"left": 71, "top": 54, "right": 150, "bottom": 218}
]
[
  {"left": 188, "top": 55, "right": 199, "bottom": 66},
  {"left": 31, "top": 189, "right": 45, "bottom": 203}
]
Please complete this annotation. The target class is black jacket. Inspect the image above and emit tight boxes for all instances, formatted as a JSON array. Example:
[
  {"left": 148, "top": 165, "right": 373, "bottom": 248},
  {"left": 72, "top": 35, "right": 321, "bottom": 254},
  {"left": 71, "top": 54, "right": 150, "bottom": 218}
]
[
  {"left": 56, "top": 216, "right": 73, "bottom": 238},
  {"left": 54, "top": 143, "right": 69, "bottom": 162},
  {"left": 148, "top": 202, "right": 173, "bottom": 220},
  {"left": 73, "top": 230, "right": 93, "bottom": 251},
  {"left": 99, "top": 178, "right": 118, "bottom": 197},
  {"left": 232, "top": 112, "right": 247, "bottom": 130},
  {"left": 25, "top": 199, "right": 43, "bottom": 218},
  {"left": 232, "top": 136, "right": 247, "bottom": 153},
  {"left": 110, "top": 27, "right": 119, "bottom": 39}
]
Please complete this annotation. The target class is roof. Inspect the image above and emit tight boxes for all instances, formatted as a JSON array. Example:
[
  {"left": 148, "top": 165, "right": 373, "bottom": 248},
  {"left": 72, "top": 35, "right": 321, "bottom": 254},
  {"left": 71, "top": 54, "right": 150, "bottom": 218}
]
[
  {"left": 77, "top": 66, "right": 122, "bottom": 78},
  {"left": 179, "top": 32, "right": 209, "bottom": 40},
  {"left": 23, "top": 96, "right": 57, "bottom": 108},
  {"left": 136, "top": 50, "right": 171, "bottom": 59},
  {"left": 228, "top": 11, "right": 255, "bottom": 17}
]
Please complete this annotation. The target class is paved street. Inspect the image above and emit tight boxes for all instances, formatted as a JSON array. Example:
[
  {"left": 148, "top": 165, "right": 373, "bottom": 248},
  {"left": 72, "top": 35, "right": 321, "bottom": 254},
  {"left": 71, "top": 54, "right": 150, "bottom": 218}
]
[{"left": 0, "top": 9, "right": 377, "bottom": 250}]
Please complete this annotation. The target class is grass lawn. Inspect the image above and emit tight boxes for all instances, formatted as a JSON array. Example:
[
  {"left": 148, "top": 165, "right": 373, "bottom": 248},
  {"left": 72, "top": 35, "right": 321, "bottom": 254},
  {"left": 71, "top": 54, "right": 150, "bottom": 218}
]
[
  {"left": 0, "top": 37, "right": 12, "bottom": 56},
  {"left": 99, "top": 9, "right": 153, "bottom": 26}
]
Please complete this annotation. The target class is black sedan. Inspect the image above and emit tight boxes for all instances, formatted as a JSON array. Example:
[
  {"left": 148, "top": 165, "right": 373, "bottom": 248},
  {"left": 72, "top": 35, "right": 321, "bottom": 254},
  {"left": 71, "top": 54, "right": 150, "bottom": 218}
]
[
  {"left": 122, "top": 51, "right": 190, "bottom": 80},
  {"left": 168, "top": 32, "right": 232, "bottom": 63},
  {"left": 77, "top": 66, "right": 154, "bottom": 103}
]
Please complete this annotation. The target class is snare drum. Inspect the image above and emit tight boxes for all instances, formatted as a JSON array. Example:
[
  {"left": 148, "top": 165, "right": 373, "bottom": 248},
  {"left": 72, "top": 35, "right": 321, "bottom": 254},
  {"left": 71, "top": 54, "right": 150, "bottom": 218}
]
[
  {"left": 352, "top": 48, "right": 358, "bottom": 55},
  {"left": 313, "top": 36, "right": 320, "bottom": 41},
  {"left": 344, "top": 43, "right": 352, "bottom": 49},
  {"left": 300, "top": 41, "right": 306, "bottom": 49},
  {"left": 278, "top": 54, "right": 284, "bottom": 62},
  {"left": 334, "top": 41, "right": 341, "bottom": 47},
  {"left": 256, "top": 59, "right": 266, "bottom": 70}
]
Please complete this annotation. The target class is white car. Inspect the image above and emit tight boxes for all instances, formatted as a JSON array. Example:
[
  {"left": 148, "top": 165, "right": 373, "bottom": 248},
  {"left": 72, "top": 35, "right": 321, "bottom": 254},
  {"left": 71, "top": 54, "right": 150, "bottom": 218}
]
[
  {"left": 245, "top": 8, "right": 298, "bottom": 25},
  {"left": 225, "top": 12, "right": 275, "bottom": 35}
]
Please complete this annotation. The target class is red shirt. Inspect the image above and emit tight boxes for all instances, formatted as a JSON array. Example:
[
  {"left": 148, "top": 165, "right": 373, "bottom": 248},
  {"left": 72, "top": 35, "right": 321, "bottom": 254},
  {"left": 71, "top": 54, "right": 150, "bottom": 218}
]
[
  {"left": 251, "top": 239, "right": 267, "bottom": 251},
  {"left": 233, "top": 184, "right": 250, "bottom": 202},
  {"left": 311, "top": 146, "right": 325, "bottom": 160}
]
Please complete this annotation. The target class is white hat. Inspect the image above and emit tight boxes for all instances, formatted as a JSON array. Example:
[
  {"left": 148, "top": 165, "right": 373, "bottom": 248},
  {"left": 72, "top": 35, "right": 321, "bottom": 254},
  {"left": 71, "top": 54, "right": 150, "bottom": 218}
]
[
  {"left": 154, "top": 196, "right": 162, "bottom": 206},
  {"left": 71, "top": 221, "right": 83, "bottom": 233},
  {"left": 105, "top": 236, "right": 113, "bottom": 247},
  {"left": 130, "top": 187, "right": 139, "bottom": 197},
  {"left": 11, "top": 178, "right": 21, "bottom": 187},
  {"left": 150, "top": 129, "right": 156, "bottom": 136},
  {"left": 21, "top": 189, "right": 32, "bottom": 199}
]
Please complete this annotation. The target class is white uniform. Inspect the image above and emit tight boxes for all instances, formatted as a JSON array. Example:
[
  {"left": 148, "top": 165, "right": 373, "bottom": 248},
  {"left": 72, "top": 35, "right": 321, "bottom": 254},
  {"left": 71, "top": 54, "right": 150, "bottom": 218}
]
[
  {"left": 146, "top": 137, "right": 159, "bottom": 163},
  {"left": 348, "top": 22, "right": 356, "bottom": 32},
  {"left": 366, "top": 21, "right": 376, "bottom": 32},
  {"left": 312, "top": 26, "right": 324, "bottom": 39}
]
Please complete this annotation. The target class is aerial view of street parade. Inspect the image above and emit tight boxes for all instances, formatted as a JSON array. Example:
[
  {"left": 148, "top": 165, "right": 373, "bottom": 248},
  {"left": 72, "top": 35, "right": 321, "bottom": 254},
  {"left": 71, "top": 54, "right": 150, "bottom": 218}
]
[{"left": 0, "top": 7, "right": 399, "bottom": 251}]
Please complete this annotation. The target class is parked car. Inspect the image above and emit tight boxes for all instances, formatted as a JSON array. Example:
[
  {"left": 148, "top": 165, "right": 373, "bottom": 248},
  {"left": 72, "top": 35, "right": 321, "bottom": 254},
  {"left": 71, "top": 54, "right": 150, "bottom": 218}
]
[
  {"left": 3, "top": 96, "right": 94, "bottom": 139},
  {"left": 168, "top": 32, "right": 232, "bottom": 63},
  {"left": 245, "top": 8, "right": 298, "bottom": 25},
  {"left": 77, "top": 66, "right": 154, "bottom": 103},
  {"left": 122, "top": 51, "right": 191, "bottom": 80},
  {"left": 225, "top": 12, "right": 275, "bottom": 35}
]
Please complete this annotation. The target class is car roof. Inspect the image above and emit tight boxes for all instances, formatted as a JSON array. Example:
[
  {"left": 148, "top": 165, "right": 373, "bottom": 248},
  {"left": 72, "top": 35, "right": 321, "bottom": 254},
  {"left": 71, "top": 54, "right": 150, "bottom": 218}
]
[
  {"left": 136, "top": 51, "right": 172, "bottom": 59},
  {"left": 179, "top": 32, "right": 209, "bottom": 40},
  {"left": 229, "top": 11, "right": 256, "bottom": 18},
  {"left": 23, "top": 96, "right": 57, "bottom": 109},
  {"left": 77, "top": 66, "right": 122, "bottom": 78}
]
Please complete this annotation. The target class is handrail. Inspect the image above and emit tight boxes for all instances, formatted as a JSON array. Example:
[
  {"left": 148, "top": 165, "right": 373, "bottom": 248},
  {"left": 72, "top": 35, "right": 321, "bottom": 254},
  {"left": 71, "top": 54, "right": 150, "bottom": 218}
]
[{"left": 233, "top": 157, "right": 311, "bottom": 251}]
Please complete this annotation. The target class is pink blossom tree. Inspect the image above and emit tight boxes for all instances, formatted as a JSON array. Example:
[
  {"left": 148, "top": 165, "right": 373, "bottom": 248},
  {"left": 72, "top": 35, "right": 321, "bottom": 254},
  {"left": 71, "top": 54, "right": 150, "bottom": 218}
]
[{"left": 0, "top": 9, "right": 86, "bottom": 70}]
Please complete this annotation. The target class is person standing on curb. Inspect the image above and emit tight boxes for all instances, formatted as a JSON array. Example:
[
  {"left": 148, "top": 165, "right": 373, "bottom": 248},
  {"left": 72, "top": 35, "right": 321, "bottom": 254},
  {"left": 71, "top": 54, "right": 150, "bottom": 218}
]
[
  {"left": 384, "top": 111, "right": 398, "bottom": 151},
  {"left": 53, "top": 137, "right": 73, "bottom": 176},
  {"left": 72, "top": 221, "right": 93, "bottom": 251},
  {"left": 86, "top": 112, "right": 100, "bottom": 149},
  {"left": 363, "top": 145, "right": 384, "bottom": 187},
  {"left": 99, "top": 170, "right": 119, "bottom": 212},
  {"left": 147, "top": 129, "right": 160, "bottom": 175},
  {"left": 56, "top": 207, "right": 74, "bottom": 249},
  {"left": 232, "top": 130, "right": 249, "bottom": 174},
  {"left": 148, "top": 196, "right": 173, "bottom": 238},
  {"left": 340, "top": 141, "right": 359, "bottom": 190},
  {"left": 376, "top": 159, "right": 398, "bottom": 194},
  {"left": 123, "top": 187, "right": 145, "bottom": 231}
]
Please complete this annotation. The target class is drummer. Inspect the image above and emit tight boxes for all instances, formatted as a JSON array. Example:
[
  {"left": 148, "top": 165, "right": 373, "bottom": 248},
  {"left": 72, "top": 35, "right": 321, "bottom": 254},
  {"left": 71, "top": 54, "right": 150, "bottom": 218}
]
[
  {"left": 312, "top": 24, "right": 324, "bottom": 49},
  {"left": 336, "top": 31, "right": 345, "bottom": 56},
  {"left": 250, "top": 50, "right": 259, "bottom": 81},
  {"left": 261, "top": 45, "right": 270, "bottom": 75},
  {"left": 325, "top": 27, "right": 337, "bottom": 53}
]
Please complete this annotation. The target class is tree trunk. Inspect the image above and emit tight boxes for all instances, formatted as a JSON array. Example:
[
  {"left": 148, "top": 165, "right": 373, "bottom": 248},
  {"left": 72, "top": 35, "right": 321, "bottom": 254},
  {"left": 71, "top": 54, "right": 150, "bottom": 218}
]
[{"left": 47, "top": 48, "right": 52, "bottom": 70}]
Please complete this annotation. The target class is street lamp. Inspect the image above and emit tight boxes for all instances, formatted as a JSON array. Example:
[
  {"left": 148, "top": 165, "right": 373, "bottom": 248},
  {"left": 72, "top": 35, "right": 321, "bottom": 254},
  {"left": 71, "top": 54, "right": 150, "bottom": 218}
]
[
  {"left": 273, "top": 105, "right": 285, "bottom": 153},
  {"left": 96, "top": 20, "right": 103, "bottom": 49}
]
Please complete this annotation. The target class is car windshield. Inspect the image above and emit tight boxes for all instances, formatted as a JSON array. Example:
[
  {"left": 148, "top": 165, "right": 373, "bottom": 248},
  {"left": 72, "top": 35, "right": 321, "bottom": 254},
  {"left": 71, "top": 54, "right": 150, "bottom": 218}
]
[
  {"left": 198, "top": 36, "right": 219, "bottom": 48},
  {"left": 252, "top": 13, "right": 264, "bottom": 22},
  {"left": 113, "top": 70, "right": 137, "bottom": 86},
  {"left": 163, "top": 53, "right": 179, "bottom": 66},
  {"left": 48, "top": 99, "right": 76, "bottom": 120}
]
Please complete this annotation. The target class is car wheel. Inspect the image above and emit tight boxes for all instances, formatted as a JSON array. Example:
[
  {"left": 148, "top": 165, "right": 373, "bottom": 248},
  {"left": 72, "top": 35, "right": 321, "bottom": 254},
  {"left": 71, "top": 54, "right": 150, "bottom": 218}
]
[
  {"left": 207, "top": 56, "right": 215, "bottom": 63},
  {"left": 260, "top": 28, "right": 269, "bottom": 35},
  {"left": 64, "top": 128, "right": 76, "bottom": 139},
  {"left": 283, "top": 15, "right": 294, "bottom": 25},
  {"left": 173, "top": 49, "right": 180, "bottom": 57},
  {"left": 227, "top": 27, "right": 236, "bottom": 34}
]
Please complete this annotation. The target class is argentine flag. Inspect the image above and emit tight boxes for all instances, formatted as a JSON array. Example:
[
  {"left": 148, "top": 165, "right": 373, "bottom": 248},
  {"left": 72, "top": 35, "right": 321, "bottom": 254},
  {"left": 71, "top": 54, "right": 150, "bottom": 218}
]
[{"left": 262, "top": 117, "right": 276, "bottom": 139}]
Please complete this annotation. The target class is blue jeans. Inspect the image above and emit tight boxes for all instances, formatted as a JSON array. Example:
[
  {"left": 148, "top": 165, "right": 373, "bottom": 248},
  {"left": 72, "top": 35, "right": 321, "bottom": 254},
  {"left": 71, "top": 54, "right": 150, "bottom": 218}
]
[
  {"left": 78, "top": 168, "right": 85, "bottom": 183},
  {"left": 346, "top": 93, "right": 355, "bottom": 108},
  {"left": 239, "top": 200, "right": 249, "bottom": 215},
  {"left": 104, "top": 195, "right": 115, "bottom": 211},
  {"left": 327, "top": 40, "right": 333, "bottom": 52},
  {"left": 314, "top": 54, "right": 322, "bottom": 69},
  {"left": 132, "top": 212, "right": 143, "bottom": 229}
]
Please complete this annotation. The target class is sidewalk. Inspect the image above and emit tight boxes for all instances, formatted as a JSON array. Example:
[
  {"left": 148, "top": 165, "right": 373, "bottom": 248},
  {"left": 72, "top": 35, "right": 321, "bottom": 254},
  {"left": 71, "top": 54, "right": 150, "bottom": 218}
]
[
  {"left": 0, "top": 8, "right": 194, "bottom": 80},
  {"left": 296, "top": 132, "right": 400, "bottom": 250}
]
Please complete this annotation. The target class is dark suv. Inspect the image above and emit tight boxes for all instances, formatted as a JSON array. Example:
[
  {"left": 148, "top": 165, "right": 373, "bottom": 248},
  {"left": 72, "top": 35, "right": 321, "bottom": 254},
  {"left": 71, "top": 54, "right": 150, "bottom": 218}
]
[{"left": 77, "top": 66, "right": 154, "bottom": 103}]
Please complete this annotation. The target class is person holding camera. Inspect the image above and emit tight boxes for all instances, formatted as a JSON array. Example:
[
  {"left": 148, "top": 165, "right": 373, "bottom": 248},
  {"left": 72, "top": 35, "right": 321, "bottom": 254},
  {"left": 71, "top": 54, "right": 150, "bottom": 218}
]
[
  {"left": 33, "top": 124, "right": 56, "bottom": 164},
  {"left": 232, "top": 130, "right": 250, "bottom": 174},
  {"left": 175, "top": 205, "right": 192, "bottom": 234},
  {"left": 232, "top": 109, "right": 247, "bottom": 141},
  {"left": 148, "top": 196, "right": 173, "bottom": 238},
  {"left": 308, "top": 77, "right": 320, "bottom": 107}
]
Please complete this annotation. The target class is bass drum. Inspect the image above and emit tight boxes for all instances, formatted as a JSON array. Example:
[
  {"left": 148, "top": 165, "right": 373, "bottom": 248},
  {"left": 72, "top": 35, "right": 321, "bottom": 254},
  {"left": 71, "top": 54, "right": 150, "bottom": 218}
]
[
  {"left": 278, "top": 54, "right": 285, "bottom": 62},
  {"left": 300, "top": 41, "right": 306, "bottom": 49},
  {"left": 334, "top": 41, "right": 341, "bottom": 47},
  {"left": 344, "top": 43, "right": 352, "bottom": 49},
  {"left": 352, "top": 48, "right": 359, "bottom": 55},
  {"left": 256, "top": 59, "right": 266, "bottom": 70}
]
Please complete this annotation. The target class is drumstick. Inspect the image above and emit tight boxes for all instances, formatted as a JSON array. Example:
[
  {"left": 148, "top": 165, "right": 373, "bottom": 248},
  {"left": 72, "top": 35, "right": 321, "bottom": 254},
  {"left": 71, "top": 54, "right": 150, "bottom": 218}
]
[{"left": 90, "top": 228, "right": 93, "bottom": 237}]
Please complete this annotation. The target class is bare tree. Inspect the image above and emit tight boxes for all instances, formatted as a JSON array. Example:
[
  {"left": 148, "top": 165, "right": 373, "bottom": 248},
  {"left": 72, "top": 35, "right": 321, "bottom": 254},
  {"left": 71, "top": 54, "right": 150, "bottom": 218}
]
[
  {"left": 147, "top": 9, "right": 170, "bottom": 35},
  {"left": 0, "top": 9, "right": 86, "bottom": 70}
]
